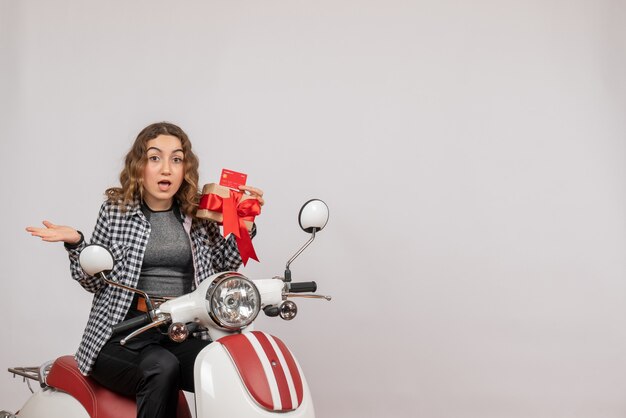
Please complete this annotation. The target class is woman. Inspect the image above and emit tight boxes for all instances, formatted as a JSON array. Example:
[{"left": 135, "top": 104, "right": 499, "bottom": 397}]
[{"left": 26, "top": 122, "right": 264, "bottom": 418}]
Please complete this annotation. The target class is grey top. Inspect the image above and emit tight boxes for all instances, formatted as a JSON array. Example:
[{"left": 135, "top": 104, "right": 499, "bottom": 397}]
[{"left": 136, "top": 204, "right": 194, "bottom": 297}]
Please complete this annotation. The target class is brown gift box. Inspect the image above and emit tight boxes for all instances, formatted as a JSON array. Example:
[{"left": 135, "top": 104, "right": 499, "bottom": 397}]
[{"left": 197, "top": 183, "right": 255, "bottom": 231}]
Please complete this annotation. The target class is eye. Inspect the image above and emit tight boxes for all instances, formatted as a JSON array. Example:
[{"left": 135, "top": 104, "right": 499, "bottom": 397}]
[
  {"left": 172, "top": 156, "right": 184, "bottom": 164},
  {"left": 148, "top": 155, "right": 160, "bottom": 162}
]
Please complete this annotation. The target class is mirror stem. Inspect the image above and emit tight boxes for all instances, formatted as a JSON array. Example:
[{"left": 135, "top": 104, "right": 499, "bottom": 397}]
[
  {"left": 98, "top": 272, "right": 155, "bottom": 311},
  {"left": 284, "top": 229, "right": 316, "bottom": 282}
]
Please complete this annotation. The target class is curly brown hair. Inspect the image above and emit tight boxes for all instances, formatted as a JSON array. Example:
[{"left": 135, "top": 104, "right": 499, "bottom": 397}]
[{"left": 106, "top": 122, "right": 200, "bottom": 217}]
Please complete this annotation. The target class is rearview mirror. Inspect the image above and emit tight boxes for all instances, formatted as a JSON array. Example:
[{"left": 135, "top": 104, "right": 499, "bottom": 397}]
[
  {"left": 79, "top": 244, "right": 114, "bottom": 276},
  {"left": 284, "top": 199, "right": 329, "bottom": 282},
  {"left": 298, "top": 199, "right": 329, "bottom": 233}
]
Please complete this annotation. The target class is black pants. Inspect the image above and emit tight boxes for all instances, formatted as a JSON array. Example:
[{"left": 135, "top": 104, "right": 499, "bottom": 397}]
[{"left": 91, "top": 332, "right": 210, "bottom": 418}]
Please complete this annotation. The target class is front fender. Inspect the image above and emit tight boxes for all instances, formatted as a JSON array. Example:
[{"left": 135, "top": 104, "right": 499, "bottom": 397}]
[{"left": 194, "top": 331, "right": 315, "bottom": 417}]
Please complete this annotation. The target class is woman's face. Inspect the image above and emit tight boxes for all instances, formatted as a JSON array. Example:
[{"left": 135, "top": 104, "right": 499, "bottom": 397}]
[{"left": 142, "top": 134, "right": 185, "bottom": 210}]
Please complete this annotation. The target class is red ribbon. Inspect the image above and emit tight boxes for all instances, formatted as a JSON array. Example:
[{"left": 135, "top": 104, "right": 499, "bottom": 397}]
[{"left": 199, "top": 190, "right": 261, "bottom": 265}]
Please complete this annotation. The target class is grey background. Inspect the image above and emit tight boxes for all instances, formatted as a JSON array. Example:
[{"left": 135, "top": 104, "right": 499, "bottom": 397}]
[{"left": 1, "top": 1, "right": 626, "bottom": 417}]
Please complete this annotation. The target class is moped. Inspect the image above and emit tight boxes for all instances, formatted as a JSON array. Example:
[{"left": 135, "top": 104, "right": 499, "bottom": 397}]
[{"left": 2, "top": 199, "right": 330, "bottom": 418}]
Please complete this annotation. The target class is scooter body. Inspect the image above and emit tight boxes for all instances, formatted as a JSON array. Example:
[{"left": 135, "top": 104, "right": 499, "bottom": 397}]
[
  {"left": 8, "top": 330, "right": 314, "bottom": 418},
  {"left": 5, "top": 276, "right": 323, "bottom": 418},
  {"left": 3, "top": 199, "right": 330, "bottom": 418}
]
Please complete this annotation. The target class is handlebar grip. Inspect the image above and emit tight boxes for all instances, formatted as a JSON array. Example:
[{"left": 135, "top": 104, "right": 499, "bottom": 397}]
[
  {"left": 111, "top": 313, "right": 152, "bottom": 335},
  {"left": 289, "top": 281, "right": 317, "bottom": 293}
]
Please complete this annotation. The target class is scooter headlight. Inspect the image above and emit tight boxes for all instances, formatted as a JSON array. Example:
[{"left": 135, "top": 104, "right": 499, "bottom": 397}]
[{"left": 206, "top": 273, "right": 260, "bottom": 330}]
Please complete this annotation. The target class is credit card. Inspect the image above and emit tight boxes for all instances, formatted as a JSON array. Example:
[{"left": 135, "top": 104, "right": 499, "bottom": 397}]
[{"left": 219, "top": 168, "right": 247, "bottom": 190}]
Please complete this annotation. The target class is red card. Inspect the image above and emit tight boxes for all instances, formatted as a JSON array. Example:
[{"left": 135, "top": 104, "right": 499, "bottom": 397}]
[{"left": 219, "top": 168, "right": 247, "bottom": 190}]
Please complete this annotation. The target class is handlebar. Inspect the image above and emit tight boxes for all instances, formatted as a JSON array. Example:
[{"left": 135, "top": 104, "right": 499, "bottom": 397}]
[
  {"left": 289, "top": 281, "right": 317, "bottom": 293},
  {"left": 111, "top": 313, "right": 152, "bottom": 335}
]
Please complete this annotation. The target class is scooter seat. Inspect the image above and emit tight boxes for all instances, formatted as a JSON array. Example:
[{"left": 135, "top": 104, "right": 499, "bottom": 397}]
[{"left": 46, "top": 356, "right": 192, "bottom": 418}]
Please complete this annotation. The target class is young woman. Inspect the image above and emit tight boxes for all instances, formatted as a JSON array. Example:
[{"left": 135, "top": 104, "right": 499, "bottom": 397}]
[{"left": 26, "top": 122, "right": 264, "bottom": 418}]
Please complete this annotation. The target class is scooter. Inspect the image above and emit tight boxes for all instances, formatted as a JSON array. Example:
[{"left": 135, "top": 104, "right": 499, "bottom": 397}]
[{"left": 2, "top": 199, "right": 331, "bottom": 418}]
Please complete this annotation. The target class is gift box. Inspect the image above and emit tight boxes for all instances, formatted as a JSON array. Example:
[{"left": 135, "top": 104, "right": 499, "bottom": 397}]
[
  {"left": 197, "top": 182, "right": 262, "bottom": 265},
  {"left": 197, "top": 183, "right": 255, "bottom": 231}
]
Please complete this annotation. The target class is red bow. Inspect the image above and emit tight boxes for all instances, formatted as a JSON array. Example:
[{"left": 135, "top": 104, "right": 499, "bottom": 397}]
[{"left": 199, "top": 190, "right": 261, "bottom": 265}]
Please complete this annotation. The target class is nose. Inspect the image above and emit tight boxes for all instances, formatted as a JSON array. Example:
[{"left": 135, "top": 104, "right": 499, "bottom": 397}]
[{"left": 161, "top": 160, "right": 171, "bottom": 175}]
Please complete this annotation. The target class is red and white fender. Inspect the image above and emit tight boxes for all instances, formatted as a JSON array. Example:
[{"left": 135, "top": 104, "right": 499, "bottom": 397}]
[{"left": 195, "top": 331, "right": 315, "bottom": 417}]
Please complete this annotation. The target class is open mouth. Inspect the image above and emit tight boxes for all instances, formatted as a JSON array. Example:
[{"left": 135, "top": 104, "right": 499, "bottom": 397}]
[{"left": 158, "top": 180, "right": 172, "bottom": 191}]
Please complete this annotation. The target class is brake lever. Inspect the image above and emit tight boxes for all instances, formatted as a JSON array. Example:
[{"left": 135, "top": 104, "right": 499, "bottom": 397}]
[
  {"left": 121, "top": 317, "right": 170, "bottom": 346},
  {"left": 284, "top": 293, "right": 332, "bottom": 301}
]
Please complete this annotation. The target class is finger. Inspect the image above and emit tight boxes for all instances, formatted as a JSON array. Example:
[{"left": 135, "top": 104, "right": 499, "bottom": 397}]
[
  {"left": 42, "top": 220, "right": 56, "bottom": 229},
  {"left": 239, "top": 185, "right": 264, "bottom": 197},
  {"left": 37, "top": 231, "right": 62, "bottom": 241}
]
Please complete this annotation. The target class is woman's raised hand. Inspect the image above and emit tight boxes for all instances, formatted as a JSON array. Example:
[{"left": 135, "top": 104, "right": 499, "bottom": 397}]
[
  {"left": 26, "top": 221, "right": 82, "bottom": 244},
  {"left": 239, "top": 185, "right": 265, "bottom": 207}
]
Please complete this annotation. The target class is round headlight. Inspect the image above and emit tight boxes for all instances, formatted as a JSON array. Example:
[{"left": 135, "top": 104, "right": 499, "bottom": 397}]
[{"left": 206, "top": 273, "right": 260, "bottom": 330}]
